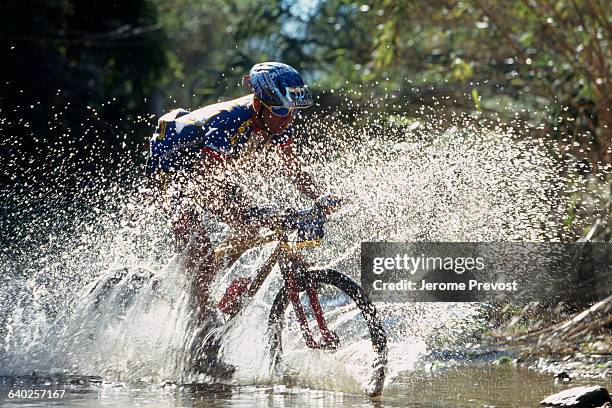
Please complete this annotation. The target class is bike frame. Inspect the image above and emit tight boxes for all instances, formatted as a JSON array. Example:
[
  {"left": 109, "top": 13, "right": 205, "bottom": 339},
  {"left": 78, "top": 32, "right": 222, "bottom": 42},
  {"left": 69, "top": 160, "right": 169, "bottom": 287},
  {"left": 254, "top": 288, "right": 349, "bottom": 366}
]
[{"left": 214, "top": 232, "right": 338, "bottom": 349}]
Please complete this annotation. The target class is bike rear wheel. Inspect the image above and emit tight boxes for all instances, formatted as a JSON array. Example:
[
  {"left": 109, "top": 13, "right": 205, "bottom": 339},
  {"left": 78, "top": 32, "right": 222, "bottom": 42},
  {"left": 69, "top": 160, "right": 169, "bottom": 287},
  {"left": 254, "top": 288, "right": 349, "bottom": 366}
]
[{"left": 268, "top": 268, "right": 387, "bottom": 397}]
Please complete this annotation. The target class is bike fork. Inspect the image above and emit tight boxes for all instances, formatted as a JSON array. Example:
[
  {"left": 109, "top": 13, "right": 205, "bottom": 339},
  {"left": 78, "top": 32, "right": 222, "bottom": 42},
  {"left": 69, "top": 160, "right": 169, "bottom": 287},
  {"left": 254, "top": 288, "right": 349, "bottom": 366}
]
[{"left": 285, "top": 266, "right": 339, "bottom": 350}]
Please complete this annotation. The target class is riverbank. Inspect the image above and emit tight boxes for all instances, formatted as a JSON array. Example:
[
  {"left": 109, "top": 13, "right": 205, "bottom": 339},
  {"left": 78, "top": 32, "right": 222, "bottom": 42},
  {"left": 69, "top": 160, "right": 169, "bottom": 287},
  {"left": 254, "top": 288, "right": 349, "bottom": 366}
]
[{"left": 477, "top": 297, "right": 612, "bottom": 381}]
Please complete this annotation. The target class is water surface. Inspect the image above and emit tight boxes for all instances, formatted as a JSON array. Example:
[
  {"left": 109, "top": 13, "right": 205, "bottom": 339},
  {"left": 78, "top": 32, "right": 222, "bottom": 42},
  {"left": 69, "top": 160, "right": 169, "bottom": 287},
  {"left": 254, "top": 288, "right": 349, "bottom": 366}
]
[{"left": 1, "top": 365, "right": 609, "bottom": 407}]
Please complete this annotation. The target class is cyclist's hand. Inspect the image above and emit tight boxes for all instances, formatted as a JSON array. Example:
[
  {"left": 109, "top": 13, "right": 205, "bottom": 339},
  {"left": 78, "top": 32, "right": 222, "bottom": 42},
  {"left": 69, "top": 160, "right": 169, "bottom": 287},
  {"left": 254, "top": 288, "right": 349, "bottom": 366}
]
[
  {"left": 315, "top": 194, "right": 345, "bottom": 215},
  {"left": 282, "top": 208, "right": 326, "bottom": 242}
]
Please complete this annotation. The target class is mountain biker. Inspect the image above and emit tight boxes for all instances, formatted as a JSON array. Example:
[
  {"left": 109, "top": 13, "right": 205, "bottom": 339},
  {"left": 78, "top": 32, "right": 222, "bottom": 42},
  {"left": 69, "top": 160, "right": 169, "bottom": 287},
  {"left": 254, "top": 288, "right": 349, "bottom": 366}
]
[{"left": 146, "top": 62, "right": 340, "bottom": 321}]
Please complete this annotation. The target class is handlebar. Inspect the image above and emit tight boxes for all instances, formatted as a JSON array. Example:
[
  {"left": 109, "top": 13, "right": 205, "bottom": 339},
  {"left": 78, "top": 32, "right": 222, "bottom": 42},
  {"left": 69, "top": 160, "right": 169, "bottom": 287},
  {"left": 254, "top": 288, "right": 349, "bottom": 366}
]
[{"left": 215, "top": 197, "right": 348, "bottom": 263}]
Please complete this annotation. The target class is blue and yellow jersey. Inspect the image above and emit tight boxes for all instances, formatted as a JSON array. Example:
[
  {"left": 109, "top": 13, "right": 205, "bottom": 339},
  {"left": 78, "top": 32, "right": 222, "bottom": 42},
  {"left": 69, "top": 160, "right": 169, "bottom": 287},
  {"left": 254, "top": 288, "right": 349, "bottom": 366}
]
[{"left": 147, "top": 95, "right": 292, "bottom": 174}]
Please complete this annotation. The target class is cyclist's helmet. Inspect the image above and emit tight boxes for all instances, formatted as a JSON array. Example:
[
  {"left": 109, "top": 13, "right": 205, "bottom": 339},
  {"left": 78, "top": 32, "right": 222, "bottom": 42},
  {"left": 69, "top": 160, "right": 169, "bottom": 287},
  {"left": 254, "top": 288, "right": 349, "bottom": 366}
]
[{"left": 244, "top": 62, "right": 313, "bottom": 108}]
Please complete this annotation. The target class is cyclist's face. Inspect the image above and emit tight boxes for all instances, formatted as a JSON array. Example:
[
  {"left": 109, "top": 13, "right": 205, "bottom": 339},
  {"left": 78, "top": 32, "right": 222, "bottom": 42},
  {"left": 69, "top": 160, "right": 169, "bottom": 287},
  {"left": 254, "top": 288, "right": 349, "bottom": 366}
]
[{"left": 254, "top": 98, "right": 294, "bottom": 134}]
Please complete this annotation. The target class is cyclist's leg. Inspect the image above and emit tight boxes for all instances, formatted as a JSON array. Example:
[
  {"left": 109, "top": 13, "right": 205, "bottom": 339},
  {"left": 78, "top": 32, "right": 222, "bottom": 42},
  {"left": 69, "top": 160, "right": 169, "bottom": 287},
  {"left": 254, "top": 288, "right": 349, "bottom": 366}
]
[
  {"left": 184, "top": 167, "right": 284, "bottom": 317},
  {"left": 179, "top": 173, "right": 263, "bottom": 319},
  {"left": 170, "top": 189, "right": 215, "bottom": 321},
  {"left": 172, "top": 187, "right": 236, "bottom": 377},
  {"left": 188, "top": 229, "right": 214, "bottom": 321}
]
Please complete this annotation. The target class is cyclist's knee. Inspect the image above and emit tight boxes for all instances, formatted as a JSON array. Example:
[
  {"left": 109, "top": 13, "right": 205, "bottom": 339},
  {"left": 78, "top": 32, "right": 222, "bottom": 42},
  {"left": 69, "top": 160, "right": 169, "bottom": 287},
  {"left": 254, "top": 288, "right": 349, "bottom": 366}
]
[
  {"left": 182, "top": 225, "right": 212, "bottom": 263},
  {"left": 190, "top": 230, "right": 213, "bottom": 262}
]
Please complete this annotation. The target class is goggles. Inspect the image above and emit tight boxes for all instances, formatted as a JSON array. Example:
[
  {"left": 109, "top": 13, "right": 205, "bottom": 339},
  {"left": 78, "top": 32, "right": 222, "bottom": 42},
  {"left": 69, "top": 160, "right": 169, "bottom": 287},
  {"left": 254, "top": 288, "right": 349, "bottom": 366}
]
[{"left": 262, "top": 101, "right": 294, "bottom": 117}]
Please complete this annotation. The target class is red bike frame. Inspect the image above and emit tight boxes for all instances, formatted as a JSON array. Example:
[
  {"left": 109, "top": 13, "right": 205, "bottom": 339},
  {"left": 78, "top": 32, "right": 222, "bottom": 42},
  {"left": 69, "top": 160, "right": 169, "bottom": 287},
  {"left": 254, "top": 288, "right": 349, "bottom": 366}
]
[{"left": 215, "top": 233, "right": 338, "bottom": 349}]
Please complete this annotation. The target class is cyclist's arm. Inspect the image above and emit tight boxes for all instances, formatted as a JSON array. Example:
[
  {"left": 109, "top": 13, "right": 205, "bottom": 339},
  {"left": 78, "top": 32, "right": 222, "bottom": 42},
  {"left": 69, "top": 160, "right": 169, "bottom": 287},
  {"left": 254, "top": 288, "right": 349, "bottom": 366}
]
[{"left": 276, "top": 141, "right": 323, "bottom": 201}]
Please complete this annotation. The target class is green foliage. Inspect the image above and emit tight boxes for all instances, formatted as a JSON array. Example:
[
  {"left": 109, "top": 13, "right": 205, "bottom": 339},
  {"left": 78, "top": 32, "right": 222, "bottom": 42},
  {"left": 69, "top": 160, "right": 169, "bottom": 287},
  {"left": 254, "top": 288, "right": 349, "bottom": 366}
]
[
  {"left": 494, "top": 355, "right": 513, "bottom": 365},
  {"left": 2, "top": 0, "right": 610, "bottom": 186},
  {"left": 306, "top": 0, "right": 610, "bottom": 166},
  {"left": 1, "top": 0, "right": 167, "bottom": 184},
  {"left": 471, "top": 88, "right": 481, "bottom": 112},
  {"left": 149, "top": 0, "right": 267, "bottom": 105}
]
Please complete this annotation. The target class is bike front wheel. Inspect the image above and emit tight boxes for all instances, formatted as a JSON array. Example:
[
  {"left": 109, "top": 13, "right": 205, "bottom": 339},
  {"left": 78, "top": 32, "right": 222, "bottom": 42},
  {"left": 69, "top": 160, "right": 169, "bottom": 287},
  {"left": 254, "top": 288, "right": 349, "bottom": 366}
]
[{"left": 268, "top": 268, "right": 388, "bottom": 397}]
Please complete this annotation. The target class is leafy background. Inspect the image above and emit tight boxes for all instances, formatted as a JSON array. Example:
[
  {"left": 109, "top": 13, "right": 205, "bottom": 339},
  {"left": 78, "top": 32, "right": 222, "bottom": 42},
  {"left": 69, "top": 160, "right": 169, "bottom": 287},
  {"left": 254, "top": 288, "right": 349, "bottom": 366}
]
[{"left": 1, "top": 0, "right": 610, "bottom": 237}]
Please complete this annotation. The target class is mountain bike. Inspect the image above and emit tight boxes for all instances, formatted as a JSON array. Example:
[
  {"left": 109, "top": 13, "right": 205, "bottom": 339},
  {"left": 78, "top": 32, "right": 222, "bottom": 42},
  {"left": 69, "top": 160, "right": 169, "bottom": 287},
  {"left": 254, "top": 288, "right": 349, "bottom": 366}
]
[
  {"left": 88, "top": 209, "right": 388, "bottom": 397},
  {"left": 213, "top": 223, "right": 388, "bottom": 397}
]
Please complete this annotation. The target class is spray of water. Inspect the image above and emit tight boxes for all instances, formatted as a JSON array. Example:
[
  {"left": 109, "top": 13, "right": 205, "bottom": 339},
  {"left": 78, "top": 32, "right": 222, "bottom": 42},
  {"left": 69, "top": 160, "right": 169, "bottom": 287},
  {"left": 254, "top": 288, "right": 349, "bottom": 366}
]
[{"left": 0, "top": 93, "right": 606, "bottom": 393}]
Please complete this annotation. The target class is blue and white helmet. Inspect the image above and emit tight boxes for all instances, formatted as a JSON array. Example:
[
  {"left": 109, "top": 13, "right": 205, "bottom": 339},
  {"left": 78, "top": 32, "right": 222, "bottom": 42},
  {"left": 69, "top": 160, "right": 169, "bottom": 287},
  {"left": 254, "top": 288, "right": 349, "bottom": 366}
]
[{"left": 244, "top": 62, "right": 313, "bottom": 108}]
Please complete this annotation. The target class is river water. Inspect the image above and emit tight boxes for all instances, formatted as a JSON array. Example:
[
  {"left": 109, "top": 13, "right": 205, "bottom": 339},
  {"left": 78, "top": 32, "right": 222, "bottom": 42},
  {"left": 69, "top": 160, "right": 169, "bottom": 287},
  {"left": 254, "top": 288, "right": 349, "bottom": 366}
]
[{"left": 1, "top": 365, "right": 610, "bottom": 407}]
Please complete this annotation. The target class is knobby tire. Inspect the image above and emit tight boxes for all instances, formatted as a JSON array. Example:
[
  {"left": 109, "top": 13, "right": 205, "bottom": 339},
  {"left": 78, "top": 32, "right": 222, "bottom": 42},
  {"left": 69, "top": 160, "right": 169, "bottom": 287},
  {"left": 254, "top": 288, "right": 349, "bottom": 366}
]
[{"left": 268, "top": 268, "right": 387, "bottom": 397}]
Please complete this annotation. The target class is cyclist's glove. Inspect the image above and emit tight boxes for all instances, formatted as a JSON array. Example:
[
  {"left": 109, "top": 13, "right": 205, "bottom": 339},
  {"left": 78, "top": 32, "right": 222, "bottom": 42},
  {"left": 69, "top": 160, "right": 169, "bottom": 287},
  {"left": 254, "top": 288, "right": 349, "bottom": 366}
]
[
  {"left": 315, "top": 194, "right": 344, "bottom": 215},
  {"left": 243, "top": 206, "right": 326, "bottom": 242},
  {"left": 282, "top": 208, "right": 326, "bottom": 242}
]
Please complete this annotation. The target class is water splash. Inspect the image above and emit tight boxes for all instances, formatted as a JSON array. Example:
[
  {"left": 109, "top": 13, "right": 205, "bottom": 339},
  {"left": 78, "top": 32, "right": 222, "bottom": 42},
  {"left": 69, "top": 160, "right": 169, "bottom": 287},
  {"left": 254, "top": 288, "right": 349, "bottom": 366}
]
[{"left": 0, "top": 93, "right": 606, "bottom": 394}]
